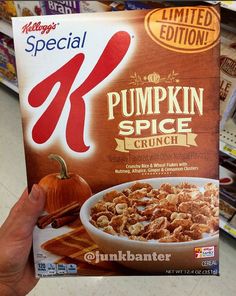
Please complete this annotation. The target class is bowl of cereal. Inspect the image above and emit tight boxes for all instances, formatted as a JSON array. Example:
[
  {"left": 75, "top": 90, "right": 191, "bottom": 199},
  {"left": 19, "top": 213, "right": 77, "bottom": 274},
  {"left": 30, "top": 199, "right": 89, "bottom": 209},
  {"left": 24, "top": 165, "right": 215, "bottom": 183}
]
[{"left": 80, "top": 177, "right": 219, "bottom": 273}]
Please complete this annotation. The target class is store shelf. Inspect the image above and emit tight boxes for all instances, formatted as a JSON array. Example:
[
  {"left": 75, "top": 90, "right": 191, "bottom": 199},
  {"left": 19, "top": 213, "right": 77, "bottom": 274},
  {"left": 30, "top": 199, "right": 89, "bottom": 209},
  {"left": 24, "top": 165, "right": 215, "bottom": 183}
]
[
  {"left": 220, "top": 140, "right": 236, "bottom": 160},
  {"left": 204, "top": 1, "right": 219, "bottom": 4},
  {"left": 220, "top": 119, "right": 236, "bottom": 159},
  {"left": 221, "top": 1, "right": 236, "bottom": 12},
  {"left": 0, "top": 76, "right": 18, "bottom": 93},
  {"left": 204, "top": 1, "right": 236, "bottom": 12},
  {"left": 221, "top": 23, "right": 236, "bottom": 35},
  {"left": 0, "top": 20, "right": 13, "bottom": 38},
  {"left": 204, "top": 0, "right": 236, "bottom": 11},
  {"left": 220, "top": 216, "right": 236, "bottom": 238}
]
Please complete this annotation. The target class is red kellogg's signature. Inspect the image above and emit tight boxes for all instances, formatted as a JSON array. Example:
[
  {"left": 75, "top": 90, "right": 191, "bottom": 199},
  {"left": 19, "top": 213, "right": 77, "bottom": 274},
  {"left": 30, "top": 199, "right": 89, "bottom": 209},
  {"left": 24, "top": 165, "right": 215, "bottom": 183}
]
[
  {"left": 28, "top": 31, "right": 131, "bottom": 152},
  {"left": 22, "top": 21, "right": 57, "bottom": 34}
]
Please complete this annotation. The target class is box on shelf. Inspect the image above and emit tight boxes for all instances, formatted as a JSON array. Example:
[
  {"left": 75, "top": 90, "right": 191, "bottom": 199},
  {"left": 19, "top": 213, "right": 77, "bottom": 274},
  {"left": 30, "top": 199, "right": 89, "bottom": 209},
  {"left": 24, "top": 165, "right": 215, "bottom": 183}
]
[
  {"left": 0, "top": 32, "right": 17, "bottom": 84},
  {"left": 229, "top": 213, "right": 236, "bottom": 228},
  {"left": 44, "top": 1, "right": 80, "bottom": 15},
  {"left": 232, "top": 108, "right": 236, "bottom": 124},
  {"left": 79, "top": 1, "right": 167, "bottom": 13},
  {"left": 0, "top": 1, "right": 17, "bottom": 23},
  {"left": 220, "top": 31, "right": 236, "bottom": 130},
  {"left": 219, "top": 151, "right": 236, "bottom": 220},
  {"left": 220, "top": 199, "right": 236, "bottom": 220},
  {"left": 13, "top": 4, "right": 220, "bottom": 277},
  {"left": 124, "top": 1, "right": 166, "bottom": 10},
  {"left": 79, "top": 1, "right": 115, "bottom": 13},
  {"left": 14, "top": 1, "right": 43, "bottom": 17}
]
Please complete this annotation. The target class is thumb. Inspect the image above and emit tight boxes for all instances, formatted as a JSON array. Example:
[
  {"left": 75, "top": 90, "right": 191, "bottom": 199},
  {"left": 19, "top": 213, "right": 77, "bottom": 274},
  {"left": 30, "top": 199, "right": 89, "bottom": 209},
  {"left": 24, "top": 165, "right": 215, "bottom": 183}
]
[{"left": 2, "top": 184, "right": 46, "bottom": 240}]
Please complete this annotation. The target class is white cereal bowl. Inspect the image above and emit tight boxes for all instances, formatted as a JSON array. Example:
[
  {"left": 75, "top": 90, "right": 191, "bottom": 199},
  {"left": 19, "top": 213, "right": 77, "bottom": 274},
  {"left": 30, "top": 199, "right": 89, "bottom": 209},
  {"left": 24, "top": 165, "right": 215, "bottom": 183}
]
[{"left": 80, "top": 177, "right": 219, "bottom": 273}]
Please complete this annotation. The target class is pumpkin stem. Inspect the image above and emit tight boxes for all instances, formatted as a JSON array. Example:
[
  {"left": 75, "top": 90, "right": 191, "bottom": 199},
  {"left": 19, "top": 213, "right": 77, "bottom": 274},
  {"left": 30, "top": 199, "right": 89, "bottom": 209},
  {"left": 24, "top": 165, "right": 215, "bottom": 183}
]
[{"left": 48, "top": 154, "right": 70, "bottom": 179}]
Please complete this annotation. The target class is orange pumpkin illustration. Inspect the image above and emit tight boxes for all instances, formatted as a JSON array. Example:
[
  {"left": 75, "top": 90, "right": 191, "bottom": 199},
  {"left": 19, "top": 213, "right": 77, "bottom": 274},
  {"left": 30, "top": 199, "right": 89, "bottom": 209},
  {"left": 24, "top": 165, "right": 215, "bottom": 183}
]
[{"left": 39, "top": 154, "right": 92, "bottom": 213}]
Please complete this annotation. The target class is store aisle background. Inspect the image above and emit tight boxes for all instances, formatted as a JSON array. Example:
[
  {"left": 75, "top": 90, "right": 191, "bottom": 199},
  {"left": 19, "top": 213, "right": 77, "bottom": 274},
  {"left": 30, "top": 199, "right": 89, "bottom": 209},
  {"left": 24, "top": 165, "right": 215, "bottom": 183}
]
[{"left": 0, "top": 86, "right": 236, "bottom": 296}]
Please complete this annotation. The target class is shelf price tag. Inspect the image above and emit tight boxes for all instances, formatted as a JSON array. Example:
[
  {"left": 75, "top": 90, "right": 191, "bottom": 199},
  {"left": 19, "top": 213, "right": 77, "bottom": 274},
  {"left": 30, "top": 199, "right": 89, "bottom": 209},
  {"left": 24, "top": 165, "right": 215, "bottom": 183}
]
[
  {"left": 224, "top": 224, "right": 236, "bottom": 237},
  {"left": 223, "top": 145, "right": 236, "bottom": 157}
]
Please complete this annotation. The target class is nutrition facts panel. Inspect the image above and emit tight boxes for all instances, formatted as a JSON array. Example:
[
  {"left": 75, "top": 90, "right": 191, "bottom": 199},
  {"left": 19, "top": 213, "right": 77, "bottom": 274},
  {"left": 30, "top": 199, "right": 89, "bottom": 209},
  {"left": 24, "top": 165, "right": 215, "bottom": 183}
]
[{"left": 36, "top": 263, "right": 77, "bottom": 276}]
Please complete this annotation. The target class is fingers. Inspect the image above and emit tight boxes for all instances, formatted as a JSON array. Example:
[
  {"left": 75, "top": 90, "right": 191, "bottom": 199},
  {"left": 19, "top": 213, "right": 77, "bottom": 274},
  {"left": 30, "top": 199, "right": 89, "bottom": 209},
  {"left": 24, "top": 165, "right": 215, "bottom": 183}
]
[
  {"left": 2, "top": 185, "right": 46, "bottom": 240},
  {"left": 0, "top": 186, "right": 45, "bottom": 295}
]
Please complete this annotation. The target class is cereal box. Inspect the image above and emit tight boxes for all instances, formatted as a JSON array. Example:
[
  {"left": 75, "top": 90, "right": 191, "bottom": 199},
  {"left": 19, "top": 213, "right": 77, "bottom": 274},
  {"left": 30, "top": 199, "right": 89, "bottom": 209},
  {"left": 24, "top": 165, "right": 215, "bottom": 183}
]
[
  {"left": 12, "top": 4, "right": 220, "bottom": 276},
  {"left": 43, "top": 0, "right": 80, "bottom": 15},
  {"left": 14, "top": 1, "right": 43, "bottom": 16},
  {"left": 79, "top": 1, "right": 113, "bottom": 13},
  {"left": 219, "top": 151, "right": 236, "bottom": 220},
  {"left": 220, "top": 31, "right": 236, "bottom": 129},
  {"left": 0, "top": 33, "right": 17, "bottom": 84},
  {"left": 0, "top": 1, "right": 17, "bottom": 22}
]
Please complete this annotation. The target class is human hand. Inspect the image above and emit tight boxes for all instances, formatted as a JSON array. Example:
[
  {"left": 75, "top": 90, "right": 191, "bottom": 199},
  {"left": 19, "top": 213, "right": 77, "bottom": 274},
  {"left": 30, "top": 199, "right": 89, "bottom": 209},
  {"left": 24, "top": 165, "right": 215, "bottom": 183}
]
[{"left": 0, "top": 185, "right": 45, "bottom": 296}]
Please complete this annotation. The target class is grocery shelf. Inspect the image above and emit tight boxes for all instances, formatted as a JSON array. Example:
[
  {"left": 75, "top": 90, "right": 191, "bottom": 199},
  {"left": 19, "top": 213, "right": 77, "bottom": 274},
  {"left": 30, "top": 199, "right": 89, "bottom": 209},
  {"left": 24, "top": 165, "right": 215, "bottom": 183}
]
[
  {"left": 221, "top": 1, "right": 236, "bottom": 12},
  {"left": 220, "top": 140, "right": 236, "bottom": 160},
  {"left": 204, "top": 1, "right": 236, "bottom": 12},
  {"left": 220, "top": 119, "right": 236, "bottom": 159},
  {"left": 220, "top": 216, "right": 236, "bottom": 238},
  {"left": 204, "top": 1, "right": 219, "bottom": 4},
  {"left": 221, "top": 23, "right": 236, "bottom": 35},
  {"left": 0, "top": 76, "right": 18, "bottom": 93},
  {"left": 0, "top": 20, "right": 13, "bottom": 38}
]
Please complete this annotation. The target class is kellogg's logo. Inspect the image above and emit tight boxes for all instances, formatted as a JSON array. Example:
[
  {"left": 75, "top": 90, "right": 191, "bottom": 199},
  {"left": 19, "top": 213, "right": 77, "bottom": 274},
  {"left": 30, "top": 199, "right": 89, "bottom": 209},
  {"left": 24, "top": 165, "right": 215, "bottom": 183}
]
[{"left": 22, "top": 21, "right": 57, "bottom": 34}]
